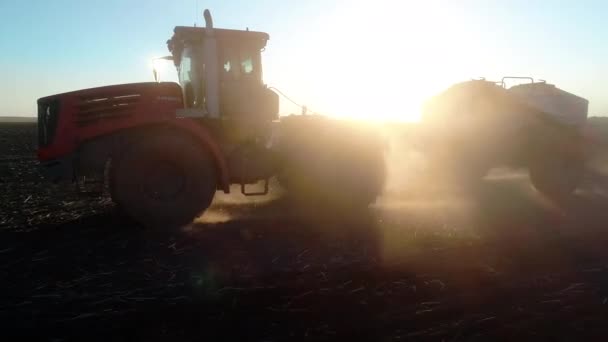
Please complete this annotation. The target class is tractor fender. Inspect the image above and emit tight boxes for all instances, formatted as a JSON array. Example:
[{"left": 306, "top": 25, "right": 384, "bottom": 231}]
[
  {"left": 166, "top": 119, "right": 230, "bottom": 193},
  {"left": 75, "top": 120, "right": 230, "bottom": 193}
]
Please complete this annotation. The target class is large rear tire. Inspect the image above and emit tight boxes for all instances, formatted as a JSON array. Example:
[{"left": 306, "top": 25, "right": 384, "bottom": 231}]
[
  {"left": 528, "top": 129, "right": 585, "bottom": 200},
  {"left": 110, "top": 133, "right": 217, "bottom": 229},
  {"left": 275, "top": 116, "right": 386, "bottom": 220},
  {"left": 279, "top": 138, "right": 386, "bottom": 215},
  {"left": 529, "top": 153, "right": 584, "bottom": 199}
]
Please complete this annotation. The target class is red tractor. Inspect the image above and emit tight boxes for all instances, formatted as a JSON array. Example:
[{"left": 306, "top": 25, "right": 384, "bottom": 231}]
[{"left": 37, "top": 10, "right": 386, "bottom": 229}]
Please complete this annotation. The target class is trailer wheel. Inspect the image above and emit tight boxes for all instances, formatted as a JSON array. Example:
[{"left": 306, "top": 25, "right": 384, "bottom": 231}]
[
  {"left": 110, "top": 133, "right": 217, "bottom": 229},
  {"left": 529, "top": 152, "right": 583, "bottom": 199}
]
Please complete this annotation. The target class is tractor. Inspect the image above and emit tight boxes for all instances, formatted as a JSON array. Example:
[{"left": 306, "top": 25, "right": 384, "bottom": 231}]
[
  {"left": 417, "top": 76, "right": 589, "bottom": 198},
  {"left": 36, "top": 10, "right": 386, "bottom": 229}
]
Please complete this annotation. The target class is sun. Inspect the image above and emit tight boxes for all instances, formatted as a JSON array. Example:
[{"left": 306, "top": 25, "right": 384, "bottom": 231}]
[
  {"left": 277, "top": 0, "right": 479, "bottom": 123},
  {"left": 149, "top": 56, "right": 177, "bottom": 83}
]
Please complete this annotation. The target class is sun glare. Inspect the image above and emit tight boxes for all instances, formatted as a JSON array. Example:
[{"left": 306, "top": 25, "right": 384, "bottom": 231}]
[
  {"left": 276, "top": 0, "right": 480, "bottom": 123},
  {"left": 149, "top": 56, "right": 176, "bottom": 83}
]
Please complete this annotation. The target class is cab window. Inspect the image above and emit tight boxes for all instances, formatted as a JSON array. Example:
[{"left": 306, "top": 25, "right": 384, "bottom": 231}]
[
  {"left": 220, "top": 45, "right": 260, "bottom": 81},
  {"left": 241, "top": 55, "right": 254, "bottom": 75},
  {"left": 179, "top": 49, "right": 195, "bottom": 107}
]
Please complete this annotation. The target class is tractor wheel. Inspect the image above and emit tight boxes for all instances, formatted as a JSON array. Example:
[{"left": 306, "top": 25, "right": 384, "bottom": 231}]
[
  {"left": 110, "top": 133, "right": 217, "bottom": 229},
  {"left": 280, "top": 143, "right": 386, "bottom": 215},
  {"left": 529, "top": 152, "right": 584, "bottom": 199}
]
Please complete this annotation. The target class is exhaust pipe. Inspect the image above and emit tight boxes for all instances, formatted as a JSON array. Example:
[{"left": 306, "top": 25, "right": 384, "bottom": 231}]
[{"left": 204, "top": 9, "right": 213, "bottom": 29}]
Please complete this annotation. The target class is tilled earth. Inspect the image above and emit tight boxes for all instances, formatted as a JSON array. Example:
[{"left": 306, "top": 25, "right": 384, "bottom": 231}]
[{"left": 2, "top": 123, "right": 608, "bottom": 341}]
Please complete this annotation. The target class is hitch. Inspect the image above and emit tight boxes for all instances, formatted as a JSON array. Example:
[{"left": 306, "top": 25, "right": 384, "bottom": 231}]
[{"left": 240, "top": 178, "right": 269, "bottom": 196}]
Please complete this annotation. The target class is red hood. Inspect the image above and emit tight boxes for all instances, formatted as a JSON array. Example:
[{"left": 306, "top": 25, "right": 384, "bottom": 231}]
[
  {"left": 38, "top": 82, "right": 180, "bottom": 102},
  {"left": 37, "top": 82, "right": 184, "bottom": 161}
]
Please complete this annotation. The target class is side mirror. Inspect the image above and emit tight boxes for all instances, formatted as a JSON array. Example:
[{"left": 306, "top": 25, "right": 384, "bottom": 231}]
[{"left": 152, "top": 56, "right": 174, "bottom": 83}]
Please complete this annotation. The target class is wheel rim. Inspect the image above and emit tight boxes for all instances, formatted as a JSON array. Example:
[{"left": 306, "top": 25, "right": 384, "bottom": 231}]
[
  {"left": 551, "top": 159, "right": 580, "bottom": 192},
  {"left": 141, "top": 161, "right": 186, "bottom": 202},
  {"left": 532, "top": 157, "right": 582, "bottom": 196}
]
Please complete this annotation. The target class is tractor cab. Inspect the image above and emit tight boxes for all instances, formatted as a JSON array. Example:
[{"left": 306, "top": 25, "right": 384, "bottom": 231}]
[{"left": 166, "top": 10, "right": 278, "bottom": 122}]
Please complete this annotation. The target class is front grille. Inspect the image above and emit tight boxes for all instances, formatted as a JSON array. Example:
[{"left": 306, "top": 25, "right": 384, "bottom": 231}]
[
  {"left": 75, "top": 93, "right": 141, "bottom": 127},
  {"left": 37, "top": 98, "right": 60, "bottom": 147}
]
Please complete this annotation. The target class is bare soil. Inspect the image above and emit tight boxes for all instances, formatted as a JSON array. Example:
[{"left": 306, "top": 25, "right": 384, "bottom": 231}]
[{"left": 1, "top": 123, "right": 608, "bottom": 341}]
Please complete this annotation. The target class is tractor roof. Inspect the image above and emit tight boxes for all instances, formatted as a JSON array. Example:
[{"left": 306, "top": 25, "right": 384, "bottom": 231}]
[
  {"left": 171, "top": 26, "right": 269, "bottom": 46},
  {"left": 167, "top": 26, "right": 269, "bottom": 63}
]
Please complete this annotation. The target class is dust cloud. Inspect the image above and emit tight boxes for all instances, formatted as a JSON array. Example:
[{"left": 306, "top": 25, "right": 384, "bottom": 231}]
[
  {"left": 191, "top": 121, "right": 608, "bottom": 233},
  {"left": 191, "top": 182, "right": 287, "bottom": 226}
]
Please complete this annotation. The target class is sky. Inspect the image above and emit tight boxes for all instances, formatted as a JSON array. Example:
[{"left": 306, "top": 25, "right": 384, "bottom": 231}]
[{"left": 1, "top": 0, "right": 606, "bottom": 121}]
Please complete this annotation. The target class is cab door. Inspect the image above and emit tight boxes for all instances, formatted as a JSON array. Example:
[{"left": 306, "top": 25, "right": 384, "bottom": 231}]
[
  {"left": 219, "top": 43, "right": 264, "bottom": 119},
  {"left": 178, "top": 46, "right": 204, "bottom": 109}
]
